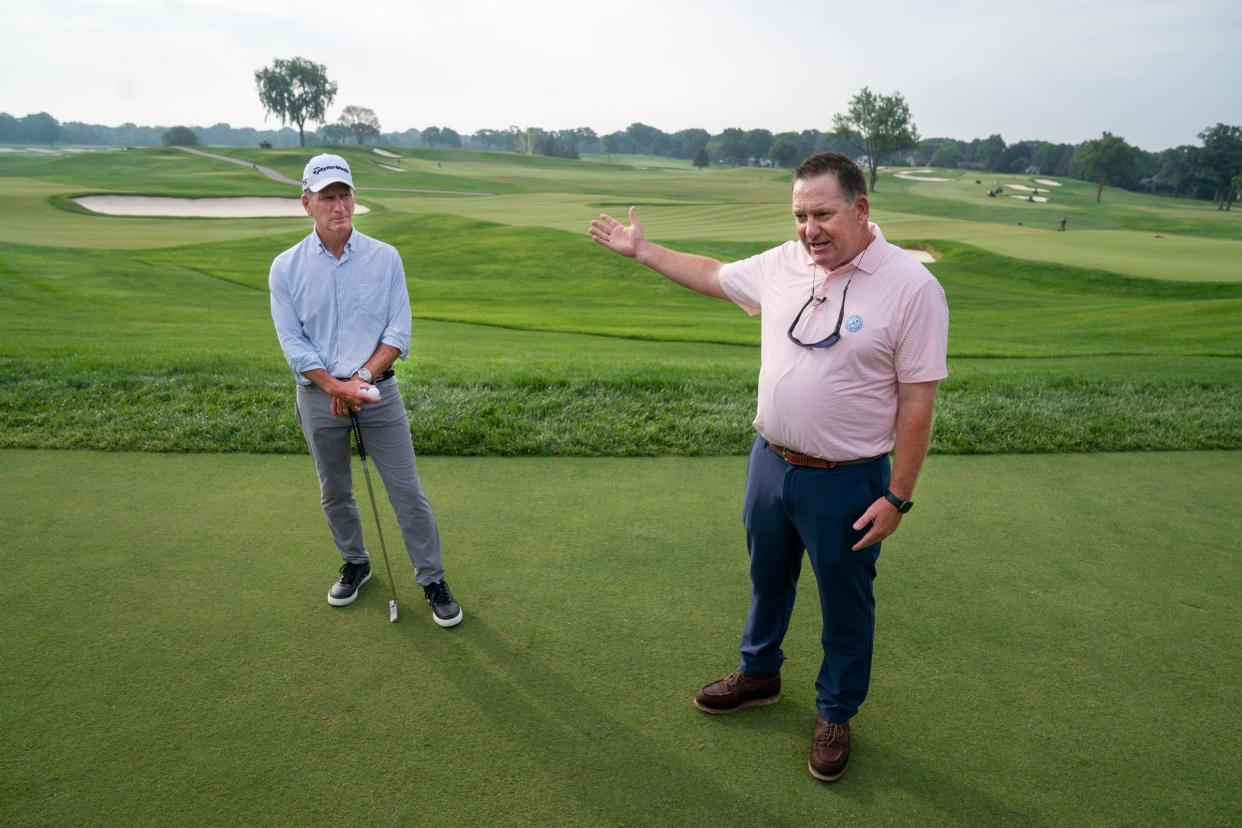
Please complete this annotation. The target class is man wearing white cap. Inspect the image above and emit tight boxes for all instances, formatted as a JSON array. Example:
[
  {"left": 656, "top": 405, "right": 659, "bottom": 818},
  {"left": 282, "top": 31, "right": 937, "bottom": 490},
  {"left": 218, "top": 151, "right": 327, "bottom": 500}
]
[{"left": 268, "top": 153, "right": 463, "bottom": 627}]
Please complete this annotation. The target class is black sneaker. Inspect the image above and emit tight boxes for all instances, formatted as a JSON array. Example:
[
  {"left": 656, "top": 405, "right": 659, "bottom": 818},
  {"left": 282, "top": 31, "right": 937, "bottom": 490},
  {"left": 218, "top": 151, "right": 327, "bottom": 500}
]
[
  {"left": 423, "top": 580, "right": 463, "bottom": 627},
  {"left": 327, "top": 561, "right": 371, "bottom": 606}
]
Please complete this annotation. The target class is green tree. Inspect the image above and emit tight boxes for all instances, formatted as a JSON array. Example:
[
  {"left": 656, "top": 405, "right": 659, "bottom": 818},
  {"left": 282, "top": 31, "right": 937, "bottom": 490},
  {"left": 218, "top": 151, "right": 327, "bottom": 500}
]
[
  {"left": 602, "top": 133, "right": 619, "bottom": 160},
  {"left": 692, "top": 147, "right": 709, "bottom": 169},
  {"left": 972, "top": 134, "right": 1006, "bottom": 171},
  {"left": 254, "top": 57, "right": 337, "bottom": 147},
  {"left": 19, "top": 112, "right": 61, "bottom": 145},
  {"left": 769, "top": 133, "right": 801, "bottom": 168},
  {"left": 161, "top": 126, "right": 199, "bottom": 146},
  {"left": 673, "top": 128, "right": 710, "bottom": 159},
  {"left": 744, "top": 129, "right": 773, "bottom": 164},
  {"left": 1074, "top": 132, "right": 1137, "bottom": 202},
  {"left": 929, "top": 141, "right": 964, "bottom": 168},
  {"left": 710, "top": 128, "right": 747, "bottom": 165},
  {"left": 1197, "top": 123, "right": 1242, "bottom": 210},
  {"left": 0, "top": 112, "right": 20, "bottom": 142},
  {"left": 336, "top": 106, "right": 381, "bottom": 144},
  {"left": 831, "top": 87, "right": 919, "bottom": 191},
  {"left": 318, "top": 123, "right": 350, "bottom": 144}
]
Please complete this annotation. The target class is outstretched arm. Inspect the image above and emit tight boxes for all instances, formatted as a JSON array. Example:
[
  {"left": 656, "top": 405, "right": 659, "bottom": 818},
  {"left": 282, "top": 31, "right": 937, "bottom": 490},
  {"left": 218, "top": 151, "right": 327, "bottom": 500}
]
[{"left": 589, "top": 207, "right": 729, "bottom": 300}]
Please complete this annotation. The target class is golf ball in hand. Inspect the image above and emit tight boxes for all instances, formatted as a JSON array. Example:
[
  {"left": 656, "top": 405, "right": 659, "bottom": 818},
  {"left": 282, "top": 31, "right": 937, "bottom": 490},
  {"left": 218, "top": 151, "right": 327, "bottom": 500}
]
[{"left": 363, "top": 386, "right": 381, "bottom": 400}]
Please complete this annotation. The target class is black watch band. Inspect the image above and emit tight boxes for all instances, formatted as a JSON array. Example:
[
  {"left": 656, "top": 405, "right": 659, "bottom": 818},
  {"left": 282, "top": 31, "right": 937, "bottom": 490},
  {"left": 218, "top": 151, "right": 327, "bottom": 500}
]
[{"left": 883, "top": 490, "right": 913, "bottom": 513}]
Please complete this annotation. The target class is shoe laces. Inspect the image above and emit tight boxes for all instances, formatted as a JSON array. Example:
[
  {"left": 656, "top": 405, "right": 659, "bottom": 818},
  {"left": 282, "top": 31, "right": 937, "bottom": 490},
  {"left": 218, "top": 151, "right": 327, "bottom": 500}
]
[
  {"left": 339, "top": 562, "right": 364, "bottom": 582},
  {"left": 425, "top": 580, "right": 452, "bottom": 605},
  {"left": 815, "top": 722, "right": 847, "bottom": 746}
]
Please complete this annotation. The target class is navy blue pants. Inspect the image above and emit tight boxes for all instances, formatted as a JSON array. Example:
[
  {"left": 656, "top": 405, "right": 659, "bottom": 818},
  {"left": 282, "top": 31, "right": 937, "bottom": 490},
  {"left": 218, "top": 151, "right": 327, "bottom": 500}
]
[{"left": 737, "top": 436, "right": 890, "bottom": 723}]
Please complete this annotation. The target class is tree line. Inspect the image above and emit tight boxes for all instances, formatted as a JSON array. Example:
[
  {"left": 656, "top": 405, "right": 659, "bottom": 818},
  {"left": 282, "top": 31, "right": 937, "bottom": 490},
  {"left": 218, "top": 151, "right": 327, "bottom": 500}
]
[
  {"left": 7, "top": 107, "right": 1237, "bottom": 210},
  {"left": 4, "top": 53, "right": 1238, "bottom": 211}
]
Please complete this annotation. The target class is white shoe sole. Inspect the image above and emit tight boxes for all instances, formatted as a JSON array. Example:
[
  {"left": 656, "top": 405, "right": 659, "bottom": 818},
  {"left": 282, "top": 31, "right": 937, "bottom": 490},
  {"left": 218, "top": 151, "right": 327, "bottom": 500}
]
[
  {"left": 431, "top": 607, "right": 463, "bottom": 627},
  {"left": 808, "top": 759, "right": 847, "bottom": 782},
  {"left": 327, "top": 570, "right": 372, "bottom": 606}
]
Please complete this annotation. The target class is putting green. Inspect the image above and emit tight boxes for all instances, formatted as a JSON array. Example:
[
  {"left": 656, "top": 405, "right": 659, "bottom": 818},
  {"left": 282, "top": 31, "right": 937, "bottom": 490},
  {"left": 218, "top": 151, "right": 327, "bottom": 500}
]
[{"left": 1, "top": 449, "right": 1238, "bottom": 826}]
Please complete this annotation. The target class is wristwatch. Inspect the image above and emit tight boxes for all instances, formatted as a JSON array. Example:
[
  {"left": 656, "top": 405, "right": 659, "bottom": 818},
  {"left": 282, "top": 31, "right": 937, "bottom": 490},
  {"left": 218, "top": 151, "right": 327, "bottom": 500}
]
[
  {"left": 882, "top": 490, "right": 913, "bottom": 513},
  {"left": 357, "top": 366, "right": 373, "bottom": 383}
]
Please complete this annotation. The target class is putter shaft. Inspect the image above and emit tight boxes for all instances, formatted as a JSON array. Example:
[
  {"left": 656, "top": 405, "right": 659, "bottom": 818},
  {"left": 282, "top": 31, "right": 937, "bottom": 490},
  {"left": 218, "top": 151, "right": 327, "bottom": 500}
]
[{"left": 350, "top": 412, "right": 400, "bottom": 616}]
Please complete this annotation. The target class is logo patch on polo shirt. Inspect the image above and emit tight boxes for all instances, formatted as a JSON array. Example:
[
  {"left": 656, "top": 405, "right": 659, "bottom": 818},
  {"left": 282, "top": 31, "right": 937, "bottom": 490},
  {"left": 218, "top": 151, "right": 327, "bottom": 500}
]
[{"left": 846, "top": 314, "right": 864, "bottom": 333}]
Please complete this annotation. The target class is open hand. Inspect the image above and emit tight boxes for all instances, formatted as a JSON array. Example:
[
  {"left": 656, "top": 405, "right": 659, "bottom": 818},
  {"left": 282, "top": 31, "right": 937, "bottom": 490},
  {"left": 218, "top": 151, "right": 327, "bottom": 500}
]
[{"left": 589, "top": 206, "right": 645, "bottom": 258}]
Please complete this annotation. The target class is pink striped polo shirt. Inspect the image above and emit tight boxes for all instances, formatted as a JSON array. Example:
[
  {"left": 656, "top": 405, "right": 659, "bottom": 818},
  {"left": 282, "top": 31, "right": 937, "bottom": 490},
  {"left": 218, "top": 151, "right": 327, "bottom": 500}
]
[{"left": 719, "top": 223, "right": 949, "bottom": 461}]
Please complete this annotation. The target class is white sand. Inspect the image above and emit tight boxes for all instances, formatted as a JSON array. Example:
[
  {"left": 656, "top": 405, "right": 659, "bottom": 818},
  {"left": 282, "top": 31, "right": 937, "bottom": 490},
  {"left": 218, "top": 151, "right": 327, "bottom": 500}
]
[
  {"left": 377, "top": 163, "right": 406, "bottom": 172},
  {"left": 1034, "top": 178, "right": 1062, "bottom": 187},
  {"left": 1010, "top": 195, "right": 1049, "bottom": 203},
  {"left": 895, "top": 172, "right": 950, "bottom": 182},
  {"left": 373, "top": 148, "right": 401, "bottom": 158},
  {"left": 902, "top": 249, "right": 936, "bottom": 263},
  {"left": 73, "top": 195, "right": 371, "bottom": 218}
]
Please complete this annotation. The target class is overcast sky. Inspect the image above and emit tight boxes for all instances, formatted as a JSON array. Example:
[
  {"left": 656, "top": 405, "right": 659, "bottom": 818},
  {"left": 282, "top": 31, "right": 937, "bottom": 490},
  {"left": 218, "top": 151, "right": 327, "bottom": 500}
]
[{"left": 3, "top": 0, "right": 1239, "bottom": 150}]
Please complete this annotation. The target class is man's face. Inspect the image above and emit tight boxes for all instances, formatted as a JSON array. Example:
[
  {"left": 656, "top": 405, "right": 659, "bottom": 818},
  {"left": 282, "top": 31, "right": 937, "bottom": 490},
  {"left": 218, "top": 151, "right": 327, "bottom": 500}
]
[
  {"left": 792, "top": 173, "right": 870, "bottom": 270},
  {"left": 302, "top": 182, "right": 355, "bottom": 236}
]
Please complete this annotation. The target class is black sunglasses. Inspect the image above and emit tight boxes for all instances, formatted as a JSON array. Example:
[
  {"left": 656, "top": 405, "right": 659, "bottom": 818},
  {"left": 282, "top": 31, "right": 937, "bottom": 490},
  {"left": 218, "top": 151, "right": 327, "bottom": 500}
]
[
  {"left": 787, "top": 279, "right": 851, "bottom": 348},
  {"left": 786, "top": 246, "right": 865, "bottom": 349}
]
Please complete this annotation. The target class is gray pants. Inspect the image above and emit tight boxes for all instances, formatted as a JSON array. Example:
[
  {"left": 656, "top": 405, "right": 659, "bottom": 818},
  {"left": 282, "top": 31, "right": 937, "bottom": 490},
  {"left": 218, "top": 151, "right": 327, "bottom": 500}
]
[{"left": 295, "top": 377, "right": 445, "bottom": 586}]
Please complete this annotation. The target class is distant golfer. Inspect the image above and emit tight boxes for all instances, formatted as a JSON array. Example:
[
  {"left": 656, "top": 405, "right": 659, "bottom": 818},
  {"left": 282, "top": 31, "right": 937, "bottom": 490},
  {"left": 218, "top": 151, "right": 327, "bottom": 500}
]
[
  {"left": 589, "top": 152, "right": 948, "bottom": 781},
  {"left": 268, "top": 153, "right": 463, "bottom": 627}
]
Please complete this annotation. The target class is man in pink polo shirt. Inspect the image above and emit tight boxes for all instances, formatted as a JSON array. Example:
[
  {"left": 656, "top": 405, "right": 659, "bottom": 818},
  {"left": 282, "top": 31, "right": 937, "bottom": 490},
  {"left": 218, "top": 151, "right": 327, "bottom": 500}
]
[{"left": 589, "top": 152, "right": 948, "bottom": 782}]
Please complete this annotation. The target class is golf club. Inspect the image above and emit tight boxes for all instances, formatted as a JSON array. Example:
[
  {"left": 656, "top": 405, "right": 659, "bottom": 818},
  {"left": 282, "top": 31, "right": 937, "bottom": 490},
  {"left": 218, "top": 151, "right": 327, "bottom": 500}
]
[{"left": 349, "top": 410, "right": 399, "bottom": 623}]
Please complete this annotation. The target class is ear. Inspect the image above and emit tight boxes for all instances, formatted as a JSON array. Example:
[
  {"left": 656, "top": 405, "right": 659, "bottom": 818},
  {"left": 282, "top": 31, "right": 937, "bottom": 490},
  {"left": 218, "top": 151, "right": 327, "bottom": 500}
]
[
  {"left": 301, "top": 193, "right": 312, "bottom": 215},
  {"left": 854, "top": 194, "right": 870, "bottom": 224}
]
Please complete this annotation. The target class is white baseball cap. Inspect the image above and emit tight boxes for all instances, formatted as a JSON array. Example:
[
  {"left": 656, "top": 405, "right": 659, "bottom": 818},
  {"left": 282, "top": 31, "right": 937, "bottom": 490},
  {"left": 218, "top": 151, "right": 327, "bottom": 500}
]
[{"left": 301, "top": 154, "right": 354, "bottom": 192}]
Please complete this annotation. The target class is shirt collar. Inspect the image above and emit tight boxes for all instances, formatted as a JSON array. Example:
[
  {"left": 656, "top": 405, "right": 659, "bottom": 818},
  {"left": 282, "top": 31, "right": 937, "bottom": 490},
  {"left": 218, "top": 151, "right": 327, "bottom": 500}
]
[
  {"left": 312, "top": 227, "right": 357, "bottom": 255},
  {"left": 804, "top": 222, "right": 885, "bottom": 275}
]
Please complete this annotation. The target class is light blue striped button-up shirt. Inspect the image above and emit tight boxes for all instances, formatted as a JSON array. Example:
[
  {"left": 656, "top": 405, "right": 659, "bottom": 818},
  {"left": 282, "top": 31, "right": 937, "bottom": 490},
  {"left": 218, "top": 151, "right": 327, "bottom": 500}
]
[{"left": 269, "top": 227, "right": 411, "bottom": 385}]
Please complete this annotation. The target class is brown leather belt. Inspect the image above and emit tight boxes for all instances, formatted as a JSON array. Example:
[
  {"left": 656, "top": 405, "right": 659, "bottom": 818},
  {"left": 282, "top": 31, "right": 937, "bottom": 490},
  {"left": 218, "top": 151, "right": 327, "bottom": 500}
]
[{"left": 767, "top": 441, "right": 885, "bottom": 469}]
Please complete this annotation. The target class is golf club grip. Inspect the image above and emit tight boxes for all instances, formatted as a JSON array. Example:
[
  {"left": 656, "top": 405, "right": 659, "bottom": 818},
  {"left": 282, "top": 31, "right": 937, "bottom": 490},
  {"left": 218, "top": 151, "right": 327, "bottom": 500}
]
[{"left": 349, "top": 412, "right": 367, "bottom": 460}]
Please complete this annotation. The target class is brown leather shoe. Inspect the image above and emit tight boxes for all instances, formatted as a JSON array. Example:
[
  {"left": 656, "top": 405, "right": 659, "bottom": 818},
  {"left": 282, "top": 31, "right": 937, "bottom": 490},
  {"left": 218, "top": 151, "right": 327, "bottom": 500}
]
[
  {"left": 693, "top": 671, "right": 781, "bottom": 714},
  {"left": 808, "top": 717, "right": 851, "bottom": 782}
]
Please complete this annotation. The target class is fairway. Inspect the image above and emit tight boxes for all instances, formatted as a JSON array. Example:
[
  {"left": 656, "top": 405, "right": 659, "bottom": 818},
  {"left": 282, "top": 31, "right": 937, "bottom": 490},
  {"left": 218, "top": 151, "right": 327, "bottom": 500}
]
[{"left": 1, "top": 449, "right": 1239, "bottom": 826}]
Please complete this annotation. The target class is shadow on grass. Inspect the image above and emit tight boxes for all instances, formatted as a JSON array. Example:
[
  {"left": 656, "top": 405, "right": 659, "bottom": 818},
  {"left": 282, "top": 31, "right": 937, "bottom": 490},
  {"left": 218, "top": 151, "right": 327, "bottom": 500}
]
[{"left": 390, "top": 607, "right": 1034, "bottom": 826}]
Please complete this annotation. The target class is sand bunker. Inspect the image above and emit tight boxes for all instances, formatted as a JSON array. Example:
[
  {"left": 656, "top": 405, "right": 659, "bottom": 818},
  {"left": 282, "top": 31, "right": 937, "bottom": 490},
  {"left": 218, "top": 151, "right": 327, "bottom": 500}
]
[
  {"left": 377, "top": 163, "right": 406, "bottom": 173},
  {"left": 1010, "top": 195, "right": 1049, "bottom": 203},
  {"left": 1034, "top": 178, "right": 1061, "bottom": 187},
  {"left": 895, "top": 172, "right": 950, "bottom": 182},
  {"left": 902, "top": 249, "right": 936, "bottom": 263},
  {"left": 373, "top": 148, "right": 401, "bottom": 159},
  {"left": 73, "top": 195, "right": 371, "bottom": 218}
]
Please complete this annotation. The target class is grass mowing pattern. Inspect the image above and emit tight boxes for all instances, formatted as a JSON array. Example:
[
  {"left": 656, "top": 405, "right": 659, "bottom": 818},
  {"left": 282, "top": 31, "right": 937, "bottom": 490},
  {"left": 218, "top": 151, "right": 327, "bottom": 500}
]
[
  {"left": 1, "top": 217, "right": 1240, "bottom": 454},
  {"left": 1, "top": 449, "right": 1238, "bottom": 825}
]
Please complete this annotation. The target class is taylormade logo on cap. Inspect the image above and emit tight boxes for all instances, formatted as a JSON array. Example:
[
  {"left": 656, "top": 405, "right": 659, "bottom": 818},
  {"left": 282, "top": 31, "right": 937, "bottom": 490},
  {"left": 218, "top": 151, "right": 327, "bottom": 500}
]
[{"left": 302, "top": 154, "right": 355, "bottom": 192}]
